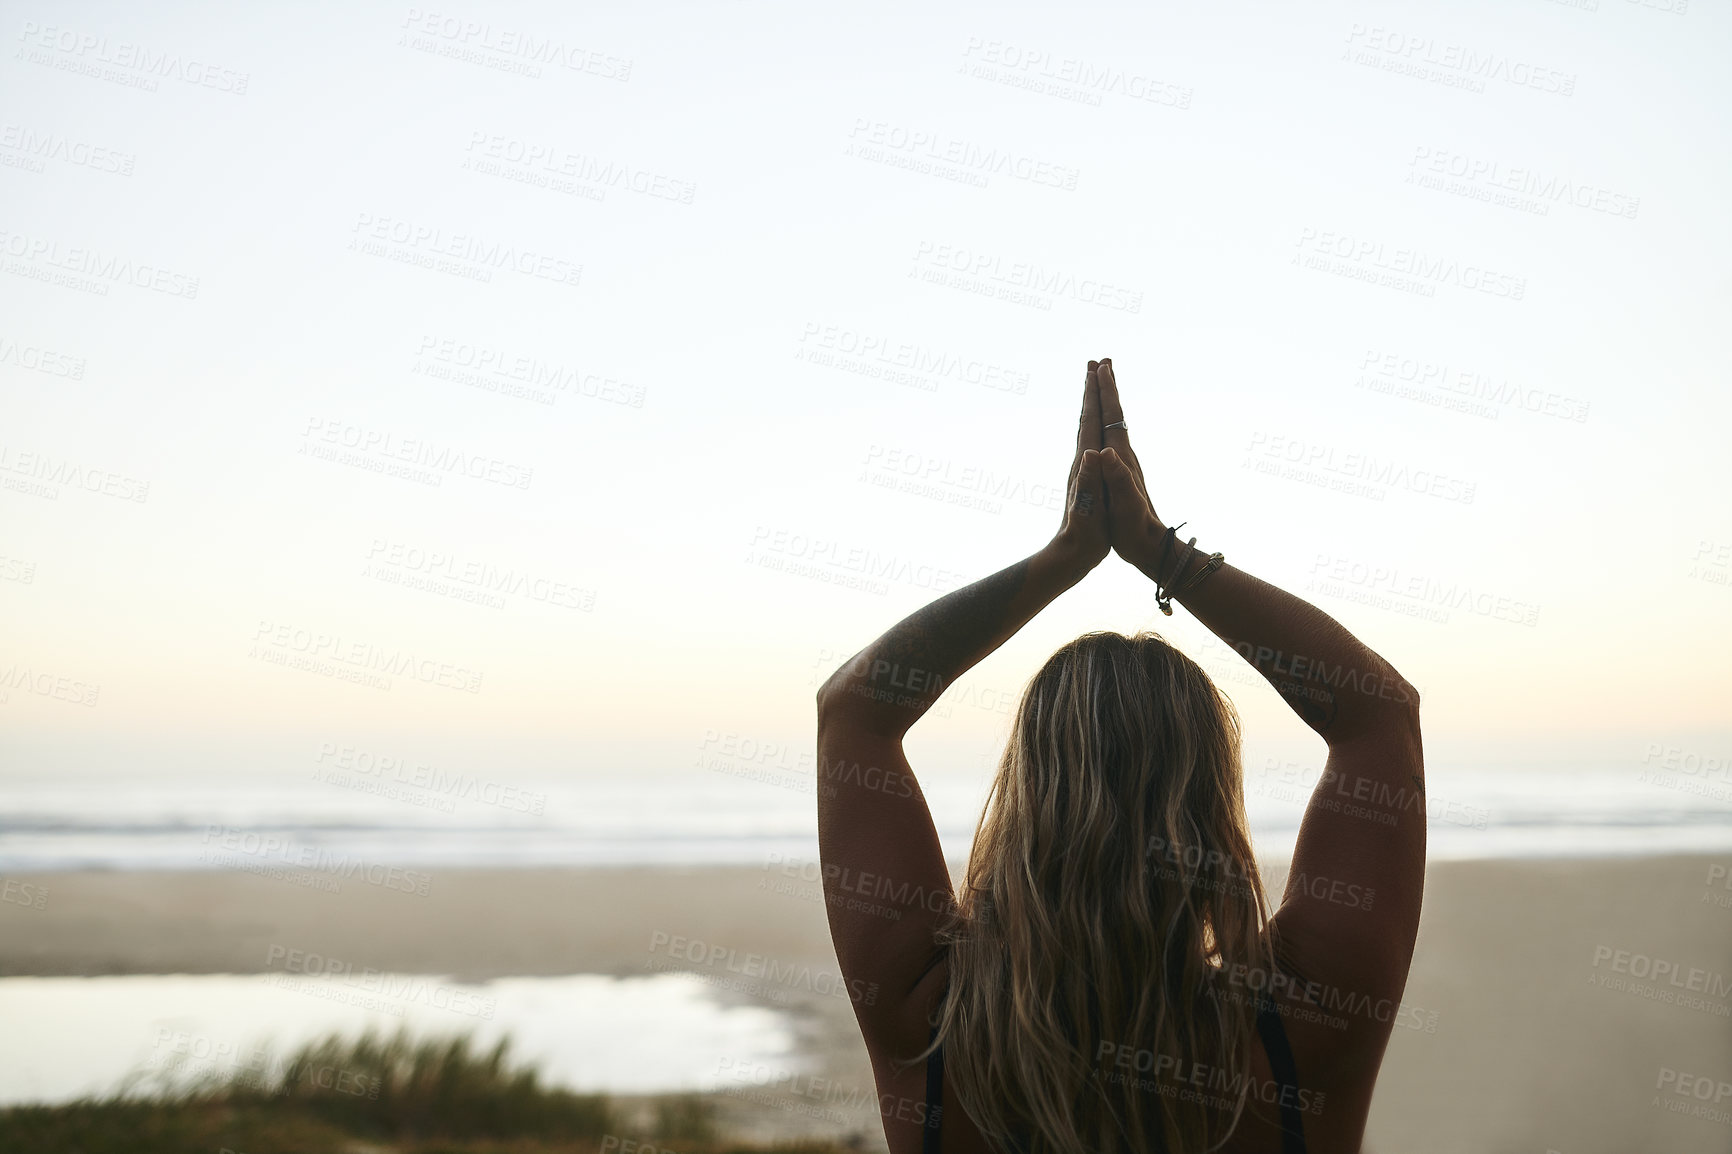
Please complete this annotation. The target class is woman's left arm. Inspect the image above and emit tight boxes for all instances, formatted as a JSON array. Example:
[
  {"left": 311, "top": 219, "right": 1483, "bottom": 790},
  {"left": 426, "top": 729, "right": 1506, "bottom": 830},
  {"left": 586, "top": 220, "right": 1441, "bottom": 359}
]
[
  {"left": 814, "top": 362, "right": 1110, "bottom": 1047},
  {"left": 814, "top": 544, "right": 1098, "bottom": 737}
]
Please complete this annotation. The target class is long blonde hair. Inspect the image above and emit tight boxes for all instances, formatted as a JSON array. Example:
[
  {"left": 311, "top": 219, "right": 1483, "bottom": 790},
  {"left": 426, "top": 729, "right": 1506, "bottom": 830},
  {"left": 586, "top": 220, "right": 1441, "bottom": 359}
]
[{"left": 921, "top": 630, "right": 1275, "bottom": 1154}]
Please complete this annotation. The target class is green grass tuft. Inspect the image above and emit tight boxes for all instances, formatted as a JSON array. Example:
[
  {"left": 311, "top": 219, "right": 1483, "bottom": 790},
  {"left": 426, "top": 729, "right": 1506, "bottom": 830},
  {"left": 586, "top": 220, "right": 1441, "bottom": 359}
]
[{"left": 0, "top": 1030, "right": 858, "bottom": 1154}]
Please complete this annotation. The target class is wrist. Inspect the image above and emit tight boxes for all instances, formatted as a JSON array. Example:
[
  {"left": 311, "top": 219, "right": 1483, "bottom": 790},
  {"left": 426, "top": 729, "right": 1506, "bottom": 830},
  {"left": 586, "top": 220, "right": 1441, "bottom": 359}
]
[
  {"left": 1122, "top": 518, "right": 1170, "bottom": 579},
  {"left": 1040, "top": 534, "right": 1100, "bottom": 586}
]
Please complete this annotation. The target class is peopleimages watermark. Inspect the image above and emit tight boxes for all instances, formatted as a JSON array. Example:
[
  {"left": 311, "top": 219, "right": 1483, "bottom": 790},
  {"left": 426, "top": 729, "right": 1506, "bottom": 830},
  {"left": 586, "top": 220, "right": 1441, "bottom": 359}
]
[
  {"left": 265, "top": 943, "right": 497, "bottom": 1019},
  {"left": 249, "top": 619, "right": 484, "bottom": 695},
  {"left": 1637, "top": 742, "right": 1731, "bottom": 805},
  {"left": 0, "top": 227, "right": 200, "bottom": 298},
  {"left": 1654, "top": 1066, "right": 1732, "bottom": 1127},
  {"left": 1405, "top": 146, "right": 1638, "bottom": 220},
  {"left": 314, "top": 741, "right": 547, "bottom": 815},
  {"left": 1688, "top": 539, "right": 1730, "bottom": 591},
  {"left": 1143, "top": 834, "right": 1262, "bottom": 902},
  {"left": 745, "top": 524, "right": 968, "bottom": 597},
  {"left": 1353, "top": 347, "right": 1589, "bottom": 425},
  {"left": 807, "top": 643, "right": 862, "bottom": 687},
  {"left": 462, "top": 131, "right": 694, "bottom": 205},
  {"left": 397, "top": 8, "right": 631, "bottom": 82},
  {"left": 1305, "top": 552, "right": 1540, "bottom": 627},
  {"left": 1190, "top": 633, "right": 1276, "bottom": 696},
  {"left": 644, "top": 930, "right": 881, "bottom": 1007},
  {"left": 1150, "top": 832, "right": 1373, "bottom": 911},
  {"left": 1624, "top": 0, "right": 1688, "bottom": 15},
  {"left": 911, "top": 240, "right": 1143, "bottom": 314},
  {"left": 202, "top": 827, "right": 434, "bottom": 897},
  {"left": 0, "top": 877, "right": 48, "bottom": 910},
  {"left": 813, "top": 646, "right": 1019, "bottom": 722},
  {"left": 0, "top": 663, "right": 100, "bottom": 708},
  {"left": 759, "top": 851, "right": 953, "bottom": 924},
  {"left": 956, "top": 37, "right": 1193, "bottom": 111},
  {"left": 1243, "top": 431, "right": 1477, "bottom": 505},
  {"left": 0, "top": 333, "right": 87, "bottom": 380},
  {"left": 1341, "top": 23, "right": 1576, "bottom": 97},
  {"left": 859, "top": 442, "right": 1064, "bottom": 517},
  {"left": 1703, "top": 863, "right": 1732, "bottom": 911},
  {"left": 795, "top": 321, "right": 1030, "bottom": 396},
  {"left": 146, "top": 1028, "right": 381, "bottom": 1099},
  {"left": 363, "top": 537, "right": 595, "bottom": 613},
  {"left": 299, "top": 417, "right": 534, "bottom": 491},
  {"left": 0, "top": 443, "right": 148, "bottom": 503},
  {"left": 1254, "top": 758, "right": 1489, "bottom": 831},
  {"left": 845, "top": 117, "right": 1080, "bottom": 191},
  {"left": 348, "top": 211, "right": 582, "bottom": 289},
  {"left": 1214, "top": 962, "right": 1441, "bottom": 1035},
  {"left": 1293, "top": 227, "right": 1525, "bottom": 302},
  {"left": 14, "top": 21, "right": 250, "bottom": 95},
  {"left": 598, "top": 1137, "right": 687, "bottom": 1154},
  {"left": 714, "top": 1056, "right": 922, "bottom": 1128},
  {"left": 412, "top": 334, "right": 645, "bottom": 409},
  {"left": 1216, "top": 639, "right": 1425, "bottom": 713},
  {"left": 696, "top": 727, "right": 819, "bottom": 795},
  {"left": 1094, "top": 1040, "right": 1327, "bottom": 1116},
  {"left": 1532, "top": 0, "right": 1681, "bottom": 12},
  {"left": 1589, "top": 944, "right": 1731, "bottom": 1017},
  {"left": 826, "top": 650, "right": 946, "bottom": 709},
  {"left": 0, "top": 123, "right": 135, "bottom": 177}
]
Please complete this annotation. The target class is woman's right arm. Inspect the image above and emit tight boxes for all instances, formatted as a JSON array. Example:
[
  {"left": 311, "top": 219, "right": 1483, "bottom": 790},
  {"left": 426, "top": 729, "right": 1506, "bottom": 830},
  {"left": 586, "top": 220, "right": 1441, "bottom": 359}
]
[{"left": 1094, "top": 361, "right": 1425, "bottom": 1076}]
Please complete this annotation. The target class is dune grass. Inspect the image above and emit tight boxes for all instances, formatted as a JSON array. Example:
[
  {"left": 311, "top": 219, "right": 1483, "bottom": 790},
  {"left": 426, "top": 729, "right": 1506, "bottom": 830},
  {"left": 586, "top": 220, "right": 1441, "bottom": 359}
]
[{"left": 0, "top": 1030, "right": 856, "bottom": 1154}]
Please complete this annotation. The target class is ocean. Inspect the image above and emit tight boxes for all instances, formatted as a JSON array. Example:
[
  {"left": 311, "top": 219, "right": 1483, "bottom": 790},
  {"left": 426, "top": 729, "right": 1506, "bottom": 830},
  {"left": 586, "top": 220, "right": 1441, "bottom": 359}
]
[
  {"left": 2, "top": 759, "right": 1730, "bottom": 873},
  {"left": 1, "top": 759, "right": 1728, "bottom": 1105}
]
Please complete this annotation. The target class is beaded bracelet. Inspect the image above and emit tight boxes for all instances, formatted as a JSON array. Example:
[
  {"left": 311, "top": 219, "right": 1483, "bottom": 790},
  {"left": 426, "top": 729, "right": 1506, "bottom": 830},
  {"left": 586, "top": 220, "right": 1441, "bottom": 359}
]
[
  {"left": 1155, "top": 522, "right": 1191, "bottom": 616},
  {"left": 1175, "top": 551, "right": 1226, "bottom": 595},
  {"left": 1155, "top": 526, "right": 1226, "bottom": 614}
]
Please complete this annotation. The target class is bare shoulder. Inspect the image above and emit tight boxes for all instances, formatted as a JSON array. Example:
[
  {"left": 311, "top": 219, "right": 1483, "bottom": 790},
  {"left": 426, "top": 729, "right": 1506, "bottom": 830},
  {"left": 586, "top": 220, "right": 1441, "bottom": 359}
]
[
  {"left": 869, "top": 958, "right": 947, "bottom": 1154},
  {"left": 1265, "top": 734, "right": 1427, "bottom": 1089}
]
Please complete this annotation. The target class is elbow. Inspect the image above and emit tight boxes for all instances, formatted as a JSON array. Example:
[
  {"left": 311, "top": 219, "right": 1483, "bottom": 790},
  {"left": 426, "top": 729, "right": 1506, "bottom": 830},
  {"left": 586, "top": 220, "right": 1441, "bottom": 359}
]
[
  {"left": 815, "top": 677, "right": 906, "bottom": 740},
  {"left": 1354, "top": 671, "right": 1421, "bottom": 744},
  {"left": 1373, "top": 656, "right": 1420, "bottom": 721},
  {"left": 815, "top": 676, "right": 855, "bottom": 728},
  {"left": 1323, "top": 671, "right": 1421, "bottom": 749},
  {"left": 1391, "top": 677, "right": 1423, "bottom": 739},
  {"left": 815, "top": 667, "right": 847, "bottom": 718}
]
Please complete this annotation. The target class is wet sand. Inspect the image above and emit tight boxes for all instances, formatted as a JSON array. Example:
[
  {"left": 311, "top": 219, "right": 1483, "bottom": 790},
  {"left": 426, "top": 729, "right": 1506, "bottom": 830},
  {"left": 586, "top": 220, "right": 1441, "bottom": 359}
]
[{"left": 3, "top": 855, "right": 1730, "bottom": 1153}]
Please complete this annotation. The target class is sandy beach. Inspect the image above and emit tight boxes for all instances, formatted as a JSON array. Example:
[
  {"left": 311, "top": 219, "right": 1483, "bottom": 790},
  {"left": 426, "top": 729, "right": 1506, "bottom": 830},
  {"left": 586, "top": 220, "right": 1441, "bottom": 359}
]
[{"left": 4, "top": 855, "right": 1730, "bottom": 1153}]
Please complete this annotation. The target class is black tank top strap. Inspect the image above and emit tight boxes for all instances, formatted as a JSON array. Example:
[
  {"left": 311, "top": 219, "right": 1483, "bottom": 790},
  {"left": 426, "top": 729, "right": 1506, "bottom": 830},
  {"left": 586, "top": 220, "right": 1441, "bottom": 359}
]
[
  {"left": 923, "top": 1023, "right": 945, "bottom": 1154},
  {"left": 925, "top": 1010, "right": 1300, "bottom": 1154},
  {"left": 1253, "top": 993, "right": 1308, "bottom": 1154}
]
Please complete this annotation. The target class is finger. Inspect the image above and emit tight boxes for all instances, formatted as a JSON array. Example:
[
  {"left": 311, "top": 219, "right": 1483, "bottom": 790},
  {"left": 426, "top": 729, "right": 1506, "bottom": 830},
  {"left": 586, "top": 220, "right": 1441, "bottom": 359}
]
[
  {"left": 1081, "top": 361, "right": 1103, "bottom": 453},
  {"left": 1069, "top": 361, "right": 1103, "bottom": 488},
  {"left": 1101, "top": 355, "right": 1129, "bottom": 457},
  {"left": 1100, "top": 446, "right": 1135, "bottom": 497},
  {"left": 1073, "top": 448, "right": 1103, "bottom": 521},
  {"left": 1108, "top": 356, "right": 1150, "bottom": 488},
  {"left": 1101, "top": 360, "right": 1156, "bottom": 495},
  {"left": 1102, "top": 446, "right": 1154, "bottom": 515}
]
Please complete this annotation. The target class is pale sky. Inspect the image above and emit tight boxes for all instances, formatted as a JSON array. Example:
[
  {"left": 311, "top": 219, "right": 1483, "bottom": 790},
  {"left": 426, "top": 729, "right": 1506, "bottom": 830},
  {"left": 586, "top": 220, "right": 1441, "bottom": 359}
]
[{"left": 3, "top": 0, "right": 1729, "bottom": 786}]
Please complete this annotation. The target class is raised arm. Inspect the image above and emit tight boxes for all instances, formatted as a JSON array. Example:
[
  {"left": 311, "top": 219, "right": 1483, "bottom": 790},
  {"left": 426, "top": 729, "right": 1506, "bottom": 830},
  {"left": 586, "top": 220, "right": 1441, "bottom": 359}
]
[
  {"left": 1093, "top": 360, "right": 1426, "bottom": 1075},
  {"left": 814, "top": 363, "right": 1111, "bottom": 1049},
  {"left": 1094, "top": 361, "right": 1417, "bottom": 746}
]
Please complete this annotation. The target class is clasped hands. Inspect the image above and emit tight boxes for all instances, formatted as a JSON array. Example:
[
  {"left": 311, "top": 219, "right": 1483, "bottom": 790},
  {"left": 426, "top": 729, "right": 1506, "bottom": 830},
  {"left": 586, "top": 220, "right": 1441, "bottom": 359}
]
[{"left": 1051, "top": 358, "right": 1171, "bottom": 581}]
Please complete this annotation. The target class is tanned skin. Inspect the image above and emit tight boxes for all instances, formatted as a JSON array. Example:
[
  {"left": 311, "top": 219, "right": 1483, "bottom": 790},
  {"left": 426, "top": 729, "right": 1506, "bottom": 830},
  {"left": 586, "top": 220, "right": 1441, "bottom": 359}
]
[{"left": 816, "top": 360, "right": 1425, "bottom": 1154}]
